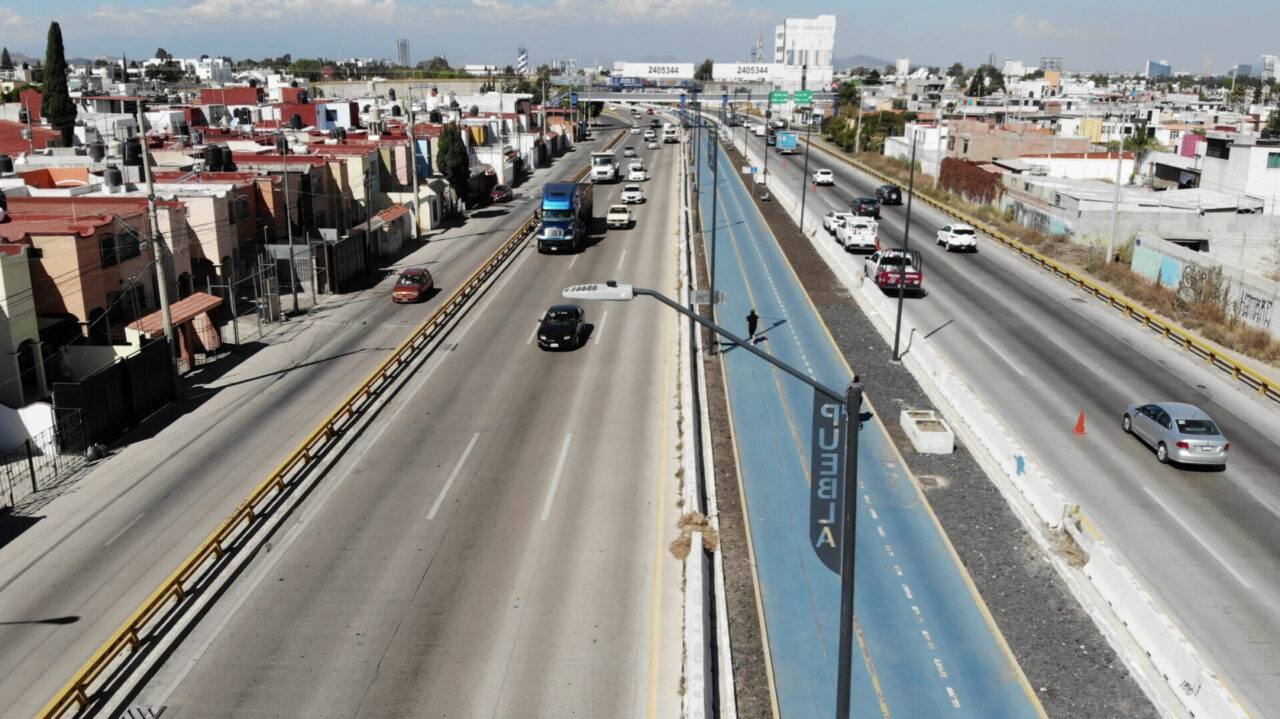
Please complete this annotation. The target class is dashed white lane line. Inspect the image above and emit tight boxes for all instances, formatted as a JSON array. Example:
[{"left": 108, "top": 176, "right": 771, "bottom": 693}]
[
  {"left": 427, "top": 433, "right": 480, "bottom": 520},
  {"left": 616, "top": 249, "right": 627, "bottom": 271},
  {"left": 104, "top": 512, "right": 145, "bottom": 547},
  {"left": 877, "top": 525, "right": 886, "bottom": 537},
  {"left": 947, "top": 687, "right": 961, "bottom": 708},
  {"left": 977, "top": 332, "right": 1028, "bottom": 377},
  {"left": 541, "top": 433, "right": 573, "bottom": 521},
  {"left": 527, "top": 326, "right": 538, "bottom": 345},
  {"left": 934, "top": 658, "right": 948, "bottom": 678},
  {"left": 1143, "top": 486, "right": 1254, "bottom": 590},
  {"left": 594, "top": 309, "right": 609, "bottom": 345},
  {"left": 902, "top": 584, "right": 914, "bottom": 600},
  {"left": 568, "top": 254, "right": 579, "bottom": 270}
]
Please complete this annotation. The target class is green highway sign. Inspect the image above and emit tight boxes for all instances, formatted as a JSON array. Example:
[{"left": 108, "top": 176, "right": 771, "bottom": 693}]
[
  {"left": 793, "top": 90, "right": 813, "bottom": 104},
  {"left": 769, "top": 91, "right": 789, "bottom": 104}
]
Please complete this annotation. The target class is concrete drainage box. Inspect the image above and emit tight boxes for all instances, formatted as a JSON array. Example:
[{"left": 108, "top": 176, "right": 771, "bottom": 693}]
[{"left": 900, "top": 409, "right": 955, "bottom": 454}]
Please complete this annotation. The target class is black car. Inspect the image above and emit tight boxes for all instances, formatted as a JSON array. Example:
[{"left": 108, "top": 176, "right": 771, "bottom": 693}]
[
  {"left": 853, "top": 196, "right": 881, "bottom": 219},
  {"left": 537, "top": 304, "right": 587, "bottom": 350},
  {"left": 650, "top": 118, "right": 661, "bottom": 128},
  {"left": 875, "top": 184, "right": 902, "bottom": 205}
]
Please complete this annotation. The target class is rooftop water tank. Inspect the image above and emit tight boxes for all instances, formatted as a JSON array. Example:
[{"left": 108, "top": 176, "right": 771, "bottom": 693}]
[
  {"left": 105, "top": 166, "right": 123, "bottom": 192},
  {"left": 89, "top": 140, "right": 106, "bottom": 162},
  {"left": 290, "top": 114, "right": 303, "bottom": 130},
  {"left": 0, "top": 155, "right": 13, "bottom": 174},
  {"left": 122, "top": 137, "right": 142, "bottom": 167}
]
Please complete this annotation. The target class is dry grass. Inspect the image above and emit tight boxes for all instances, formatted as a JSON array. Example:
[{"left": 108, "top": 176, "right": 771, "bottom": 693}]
[
  {"left": 847, "top": 151, "right": 1280, "bottom": 370},
  {"left": 669, "top": 511, "right": 720, "bottom": 560}
]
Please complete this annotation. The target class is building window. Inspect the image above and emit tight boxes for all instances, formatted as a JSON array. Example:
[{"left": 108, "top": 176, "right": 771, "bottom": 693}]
[
  {"left": 1268, "top": 152, "right": 1280, "bottom": 169},
  {"left": 116, "top": 229, "right": 141, "bottom": 261},
  {"left": 325, "top": 109, "right": 338, "bottom": 123},
  {"left": 99, "top": 234, "right": 117, "bottom": 268},
  {"left": 235, "top": 196, "right": 251, "bottom": 221}
]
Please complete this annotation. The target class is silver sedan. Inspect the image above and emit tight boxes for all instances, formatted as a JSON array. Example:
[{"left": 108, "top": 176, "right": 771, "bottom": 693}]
[{"left": 1122, "top": 402, "right": 1229, "bottom": 468}]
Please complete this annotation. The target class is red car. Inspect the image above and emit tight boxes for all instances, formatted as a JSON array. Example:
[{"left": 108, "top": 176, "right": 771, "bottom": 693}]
[
  {"left": 646, "top": 108, "right": 654, "bottom": 115},
  {"left": 490, "top": 184, "right": 514, "bottom": 203},
  {"left": 392, "top": 268, "right": 434, "bottom": 303}
]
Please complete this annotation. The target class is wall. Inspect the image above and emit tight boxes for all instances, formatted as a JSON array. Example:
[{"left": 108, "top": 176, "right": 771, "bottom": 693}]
[{"left": 1131, "top": 232, "right": 1280, "bottom": 337}]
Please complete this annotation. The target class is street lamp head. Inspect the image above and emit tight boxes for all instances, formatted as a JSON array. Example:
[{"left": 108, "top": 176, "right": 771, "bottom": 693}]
[{"left": 561, "top": 281, "right": 635, "bottom": 301}]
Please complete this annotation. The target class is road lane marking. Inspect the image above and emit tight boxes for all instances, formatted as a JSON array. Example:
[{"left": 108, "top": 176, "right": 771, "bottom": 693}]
[
  {"left": 647, "top": 302, "right": 674, "bottom": 718},
  {"left": 594, "top": 310, "right": 609, "bottom": 345},
  {"left": 1143, "top": 486, "right": 1253, "bottom": 590},
  {"left": 877, "top": 525, "right": 886, "bottom": 537},
  {"left": 922, "top": 629, "right": 935, "bottom": 649},
  {"left": 947, "top": 687, "right": 961, "bottom": 708},
  {"left": 934, "top": 658, "right": 948, "bottom": 678},
  {"left": 527, "top": 326, "right": 538, "bottom": 345},
  {"left": 104, "top": 512, "right": 145, "bottom": 547},
  {"left": 616, "top": 249, "right": 627, "bottom": 271},
  {"left": 427, "top": 433, "right": 480, "bottom": 520},
  {"left": 568, "top": 254, "right": 579, "bottom": 269},
  {"left": 541, "top": 433, "right": 573, "bottom": 521},
  {"left": 903, "top": 584, "right": 914, "bottom": 599},
  {"left": 976, "top": 332, "right": 1027, "bottom": 377}
]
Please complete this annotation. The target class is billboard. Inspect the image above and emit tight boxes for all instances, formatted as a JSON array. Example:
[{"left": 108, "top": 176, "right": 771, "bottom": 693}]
[
  {"left": 619, "top": 62, "right": 694, "bottom": 79},
  {"left": 713, "top": 63, "right": 782, "bottom": 82}
]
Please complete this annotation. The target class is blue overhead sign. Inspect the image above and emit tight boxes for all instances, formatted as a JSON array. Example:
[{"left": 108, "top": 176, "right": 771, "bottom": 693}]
[{"left": 570, "top": 93, "right": 579, "bottom": 106}]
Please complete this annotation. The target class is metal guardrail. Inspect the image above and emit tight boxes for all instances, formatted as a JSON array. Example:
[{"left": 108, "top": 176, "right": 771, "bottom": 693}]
[
  {"left": 817, "top": 142, "right": 1280, "bottom": 406},
  {"left": 39, "top": 207, "right": 560, "bottom": 719}
]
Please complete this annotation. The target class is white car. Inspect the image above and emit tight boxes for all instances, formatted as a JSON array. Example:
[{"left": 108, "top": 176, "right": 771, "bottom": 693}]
[
  {"left": 823, "top": 210, "right": 855, "bottom": 235},
  {"left": 812, "top": 169, "right": 835, "bottom": 186},
  {"left": 644, "top": 129, "right": 657, "bottom": 140},
  {"left": 937, "top": 223, "right": 979, "bottom": 252},
  {"left": 647, "top": 140, "right": 660, "bottom": 150},
  {"left": 620, "top": 184, "right": 646, "bottom": 203},
  {"left": 630, "top": 126, "right": 640, "bottom": 134},
  {"left": 837, "top": 217, "right": 879, "bottom": 252},
  {"left": 627, "top": 165, "right": 648, "bottom": 181},
  {"left": 623, "top": 146, "right": 637, "bottom": 157}
]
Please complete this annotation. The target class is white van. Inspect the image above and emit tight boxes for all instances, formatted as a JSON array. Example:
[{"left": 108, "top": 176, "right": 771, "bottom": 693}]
[{"left": 661, "top": 126, "right": 679, "bottom": 143}]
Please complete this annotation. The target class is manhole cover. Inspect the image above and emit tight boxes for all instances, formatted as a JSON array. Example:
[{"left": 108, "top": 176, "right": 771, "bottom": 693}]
[{"left": 916, "top": 474, "right": 950, "bottom": 489}]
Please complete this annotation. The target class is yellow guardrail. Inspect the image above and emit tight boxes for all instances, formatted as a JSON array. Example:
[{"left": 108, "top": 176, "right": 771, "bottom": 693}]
[
  {"left": 38, "top": 141, "right": 621, "bottom": 717},
  {"left": 811, "top": 139, "right": 1280, "bottom": 406}
]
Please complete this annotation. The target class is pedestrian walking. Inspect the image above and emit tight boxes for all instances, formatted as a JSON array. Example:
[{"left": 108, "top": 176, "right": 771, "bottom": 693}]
[{"left": 746, "top": 309, "right": 759, "bottom": 342}]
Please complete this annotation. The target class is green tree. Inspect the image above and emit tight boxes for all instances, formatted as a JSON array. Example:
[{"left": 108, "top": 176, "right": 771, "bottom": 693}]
[
  {"left": 155, "top": 48, "right": 170, "bottom": 61},
  {"left": 883, "top": 64, "right": 896, "bottom": 76},
  {"left": 425, "top": 56, "right": 451, "bottom": 73},
  {"left": 836, "top": 82, "right": 860, "bottom": 109},
  {"left": 42, "top": 22, "right": 77, "bottom": 146},
  {"left": 1267, "top": 109, "right": 1280, "bottom": 135},
  {"left": 946, "top": 62, "right": 964, "bottom": 78},
  {"left": 694, "top": 58, "right": 713, "bottom": 81},
  {"left": 435, "top": 123, "right": 471, "bottom": 199},
  {"left": 0, "top": 47, "right": 12, "bottom": 71}
]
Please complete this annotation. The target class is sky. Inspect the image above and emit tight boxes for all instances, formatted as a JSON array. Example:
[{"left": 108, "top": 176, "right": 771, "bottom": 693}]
[{"left": 1, "top": 0, "right": 1276, "bottom": 75}]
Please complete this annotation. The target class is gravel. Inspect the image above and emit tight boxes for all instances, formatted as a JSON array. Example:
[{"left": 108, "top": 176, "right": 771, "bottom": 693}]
[{"left": 696, "top": 139, "right": 1160, "bottom": 719}]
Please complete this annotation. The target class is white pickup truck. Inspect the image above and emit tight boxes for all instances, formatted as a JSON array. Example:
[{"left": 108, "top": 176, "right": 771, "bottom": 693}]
[
  {"left": 606, "top": 204, "right": 633, "bottom": 229},
  {"left": 836, "top": 217, "right": 879, "bottom": 252}
]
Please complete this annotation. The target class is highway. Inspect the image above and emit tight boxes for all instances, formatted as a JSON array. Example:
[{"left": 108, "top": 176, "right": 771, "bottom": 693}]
[
  {"left": 127, "top": 122, "right": 684, "bottom": 715},
  {"left": 0, "top": 121, "right": 682, "bottom": 716},
  {"left": 733, "top": 125, "right": 1280, "bottom": 717}
]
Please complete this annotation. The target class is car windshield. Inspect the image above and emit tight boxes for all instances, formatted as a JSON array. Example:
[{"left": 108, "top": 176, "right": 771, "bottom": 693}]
[
  {"left": 879, "top": 255, "right": 910, "bottom": 267},
  {"left": 543, "top": 209, "right": 573, "bottom": 222},
  {"left": 1175, "top": 419, "right": 1220, "bottom": 435},
  {"left": 398, "top": 273, "right": 422, "bottom": 285},
  {"left": 952, "top": 228, "right": 976, "bottom": 235},
  {"left": 625, "top": 185, "right": 640, "bottom": 192},
  {"left": 545, "top": 310, "right": 577, "bottom": 323}
]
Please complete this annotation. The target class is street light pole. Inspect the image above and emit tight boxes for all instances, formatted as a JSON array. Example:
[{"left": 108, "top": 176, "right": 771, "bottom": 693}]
[
  {"left": 561, "top": 281, "right": 866, "bottom": 719},
  {"left": 798, "top": 107, "right": 814, "bottom": 236},
  {"left": 892, "top": 130, "right": 919, "bottom": 361},
  {"left": 277, "top": 131, "right": 300, "bottom": 315}
]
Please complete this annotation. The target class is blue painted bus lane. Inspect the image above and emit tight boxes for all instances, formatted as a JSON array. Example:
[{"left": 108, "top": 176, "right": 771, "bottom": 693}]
[{"left": 695, "top": 137, "right": 1044, "bottom": 718}]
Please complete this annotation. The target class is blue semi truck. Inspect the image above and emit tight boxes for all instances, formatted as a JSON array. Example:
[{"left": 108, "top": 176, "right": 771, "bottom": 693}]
[{"left": 538, "top": 182, "right": 594, "bottom": 253}]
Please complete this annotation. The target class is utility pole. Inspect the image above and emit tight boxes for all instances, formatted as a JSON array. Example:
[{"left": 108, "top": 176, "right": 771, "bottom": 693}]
[
  {"left": 277, "top": 132, "right": 300, "bottom": 314},
  {"left": 1107, "top": 145, "right": 1123, "bottom": 264},
  {"left": 408, "top": 102, "right": 422, "bottom": 238},
  {"left": 134, "top": 102, "right": 178, "bottom": 386}
]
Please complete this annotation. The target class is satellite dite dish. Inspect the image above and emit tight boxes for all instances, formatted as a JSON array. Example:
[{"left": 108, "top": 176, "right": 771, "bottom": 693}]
[{"left": 561, "top": 281, "right": 634, "bottom": 301}]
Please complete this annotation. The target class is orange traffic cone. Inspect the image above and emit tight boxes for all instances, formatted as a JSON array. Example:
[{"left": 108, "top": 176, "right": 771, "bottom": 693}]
[{"left": 1073, "top": 412, "right": 1087, "bottom": 435}]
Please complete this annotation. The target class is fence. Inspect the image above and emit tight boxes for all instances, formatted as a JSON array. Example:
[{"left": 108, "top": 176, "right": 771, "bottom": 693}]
[{"left": 1, "top": 409, "right": 86, "bottom": 510}]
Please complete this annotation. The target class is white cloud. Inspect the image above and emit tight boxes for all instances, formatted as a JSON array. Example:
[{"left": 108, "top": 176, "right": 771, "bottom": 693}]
[
  {"left": 460, "top": 0, "right": 732, "bottom": 24},
  {"left": 181, "top": 0, "right": 398, "bottom": 24},
  {"left": 0, "top": 8, "right": 24, "bottom": 28},
  {"left": 1012, "top": 13, "right": 1095, "bottom": 40}
]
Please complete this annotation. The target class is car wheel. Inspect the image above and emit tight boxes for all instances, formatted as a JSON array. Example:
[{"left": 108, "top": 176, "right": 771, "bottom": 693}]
[
  {"left": 1156, "top": 443, "right": 1169, "bottom": 464},
  {"left": 1122, "top": 414, "right": 1132, "bottom": 434}
]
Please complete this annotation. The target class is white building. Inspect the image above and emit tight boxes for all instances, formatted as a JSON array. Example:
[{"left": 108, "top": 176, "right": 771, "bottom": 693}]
[
  {"left": 772, "top": 14, "right": 836, "bottom": 91},
  {"left": 894, "top": 58, "right": 910, "bottom": 77},
  {"left": 1261, "top": 54, "right": 1279, "bottom": 82},
  {"left": 1198, "top": 133, "right": 1280, "bottom": 213}
]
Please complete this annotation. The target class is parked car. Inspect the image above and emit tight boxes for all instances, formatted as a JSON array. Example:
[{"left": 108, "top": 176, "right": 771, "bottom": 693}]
[
  {"left": 621, "top": 184, "right": 646, "bottom": 203},
  {"left": 392, "top": 268, "right": 433, "bottom": 303},
  {"left": 623, "top": 145, "right": 637, "bottom": 157},
  {"left": 490, "top": 184, "right": 513, "bottom": 203},
  {"left": 853, "top": 196, "right": 881, "bottom": 219},
  {"left": 1122, "top": 402, "right": 1229, "bottom": 468},
  {"left": 823, "top": 210, "right": 855, "bottom": 235},
  {"left": 936, "top": 223, "right": 979, "bottom": 252},
  {"left": 812, "top": 169, "right": 835, "bottom": 186},
  {"left": 537, "top": 304, "right": 587, "bottom": 350},
  {"left": 875, "top": 184, "right": 903, "bottom": 205}
]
